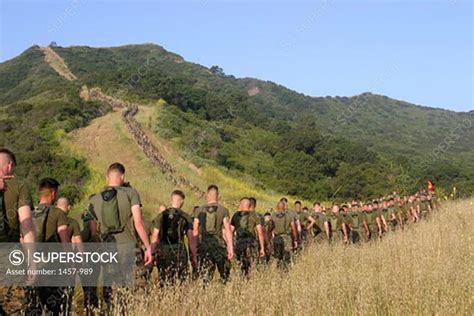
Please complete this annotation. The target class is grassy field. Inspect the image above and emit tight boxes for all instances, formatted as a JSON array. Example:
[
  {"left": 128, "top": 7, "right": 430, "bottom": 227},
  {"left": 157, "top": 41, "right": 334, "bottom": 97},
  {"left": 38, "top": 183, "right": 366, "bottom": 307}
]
[{"left": 107, "top": 199, "right": 472, "bottom": 315}]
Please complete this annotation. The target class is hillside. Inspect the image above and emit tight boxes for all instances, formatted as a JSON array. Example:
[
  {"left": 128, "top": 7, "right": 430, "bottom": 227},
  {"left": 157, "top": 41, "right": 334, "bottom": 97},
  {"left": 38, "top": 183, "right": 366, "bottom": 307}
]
[
  {"left": 0, "top": 43, "right": 472, "bottom": 206},
  {"left": 67, "top": 88, "right": 286, "bottom": 218}
]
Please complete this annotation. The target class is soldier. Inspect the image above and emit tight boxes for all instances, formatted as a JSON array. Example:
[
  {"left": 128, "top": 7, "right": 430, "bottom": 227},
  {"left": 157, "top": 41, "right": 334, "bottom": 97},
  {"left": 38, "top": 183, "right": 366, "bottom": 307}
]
[
  {"left": 407, "top": 196, "right": 419, "bottom": 223},
  {"left": 80, "top": 209, "right": 100, "bottom": 313},
  {"left": 326, "top": 204, "right": 348, "bottom": 243},
  {"left": 56, "top": 197, "right": 84, "bottom": 314},
  {"left": 231, "top": 197, "right": 265, "bottom": 276},
  {"left": 280, "top": 197, "right": 301, "bottom": 246},
  {"left": 385, "top": 198, "right": 399, "bottom": 231},
  {"left": 57, "top": 197, "right": 83, "bottom": 246},
  {"left": 271, "top": 201, "right": 298, "bottom": 270},
  {"left": 87, "top": 162, "right": 152, "bottom": 310},
  {"left": 294, "top": 202, "right": 316, "bottom": 244},
  {"left": 0, "top": 149, "right": 36, "bottom": 315},
  {"left": 151, "top": 190, "right": 197, "bottom": 285},
  {"left": 348, "top": 203, "right": 369, "bottom": 244},
  {"left": 419, "top": 194, "right": 432, "bottom": 220},
  {"left": 311, "top": 202, "right": 330, "bottom": 243},
  {"left": 28, "top": 178, "right": 70, "bottom": 315},
  {"left": 378, "top": 200, "right": 390, "bottom": 234},
  {"left": 193, "top": 185, "right": 234, "bottom": 284},
  {"left": 364, "top": 202, "right": 382, "bottom": 240},
  {"left": 262, "top": 212, "right": 274, "bottom": 263}
]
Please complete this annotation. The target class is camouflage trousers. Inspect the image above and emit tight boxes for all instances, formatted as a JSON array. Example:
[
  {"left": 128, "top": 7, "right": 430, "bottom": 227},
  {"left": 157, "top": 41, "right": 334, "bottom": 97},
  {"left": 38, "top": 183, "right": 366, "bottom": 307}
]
[
  {"left": 272, "top": 234, "right": 293, "bottom": 271},
  {"left": 24, "top": 286, "right": 68, "bottom": 315},
  {"left": 198, "top": 236, "right": 231, "bottom": 284},
  {"left": 156, "top": 243, "right": 189, "bottom": 285},
  {"left": 235, "top": 237, "right": 258, "bottom": 276},
  {"left": 368, "top": 224, "right": 379, "bottom": 241},
  {"left": 350, "top": 228, "right": 368, "bottom": 244},
  {"left": 330, "top": 230, "right": 344, "bottom": 243},
  {"left": 0, "top": 286, "right": 27, "bottom": 315},
  {"left": 313, "top": 231, "right": 328, "bottom": 244},
  {"left": 388, "top": 219, "right": 398, "bottom": 231}
]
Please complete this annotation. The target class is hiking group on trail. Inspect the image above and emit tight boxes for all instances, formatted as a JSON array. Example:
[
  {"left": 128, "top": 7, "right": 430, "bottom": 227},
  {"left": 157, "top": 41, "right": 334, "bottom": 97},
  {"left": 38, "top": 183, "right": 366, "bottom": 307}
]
[{"left": 0, "top": 148, "right": 441, "bottom": 315}]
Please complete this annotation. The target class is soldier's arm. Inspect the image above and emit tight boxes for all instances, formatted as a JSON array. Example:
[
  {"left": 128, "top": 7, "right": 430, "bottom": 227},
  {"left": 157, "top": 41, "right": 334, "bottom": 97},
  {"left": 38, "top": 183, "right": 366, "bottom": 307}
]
[
  {"left": 363, "top": 219, "right": 369, "bottom": 236},
  {"left": 151, "top": 228, "right": 160, "bottom": 255},
  {"left": 72, "top": 235, "right": 84, "bottom": 253},
  {"left": 256, "top": 224, "right": 265, "bottom": 257},
  {"left": 230, "top": 214, "right": 236, "bottom": 235},
  {"left": 187, "top": 229, "right": 198, "bottom": 267},
  {"left": 375, "top": 216, "right": 382, "bottom": 237},
  {"left": 411, "top": 207, "right": 419, "bottom": 222},
  {"left": 265, "top": 221, "right": 274, "bottom": 245},
  {"left": 193, "top": 218, "right": 200, "bottom": 239},
  {"left": 89, "top": 220, "right": 100, "bottom": 242},
  {"left": 19, "top": 205, "right": 36, "bottom": 244},
  {"left": 58, "top": 225, "right": 69, "bottom": 243},
  {"left": 223, "top": 217, "right": 234, "bottom": 260},
  {"left": 381, "top": 215, "right": 389, "bottom": 233},
  {"left": 307, "top": 216, "right": 316, "bottom": 232},
  {"left": 324, "top": 221, "right": 330, "bottom": 240},
  {"left": 132, "top": 205, "right": 152, "bottom": 265},
  {"left": 290, "top": 221, "right": 298, "bottom": 249},
  {"left": 397, "top": 211, "right": 403, "bottom": 229},
  {"left": 342, "top": 223, "right": 348, "bottom": 242}
]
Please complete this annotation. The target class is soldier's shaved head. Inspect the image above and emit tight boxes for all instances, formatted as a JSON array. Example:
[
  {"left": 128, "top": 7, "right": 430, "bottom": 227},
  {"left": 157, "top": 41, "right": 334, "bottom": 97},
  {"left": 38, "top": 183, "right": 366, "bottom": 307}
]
[
  {"left": 206, "top": 184, "right": 219, "bottom": 203},
  {"left": 0, "top": 148, "right": 16, "bottom": 175},
  {"left": 57, "top": 196, "right": 71, "bottom": 213},
  {"left": 239, "top": 197, "right": 250, "bottom": 211}
]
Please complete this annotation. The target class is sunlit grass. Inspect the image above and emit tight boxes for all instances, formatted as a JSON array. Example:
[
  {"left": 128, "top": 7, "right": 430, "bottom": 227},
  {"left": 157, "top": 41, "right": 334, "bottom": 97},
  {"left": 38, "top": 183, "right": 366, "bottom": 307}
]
[{"left": 104, "top": 199, "right": 473, "bottom": 315}]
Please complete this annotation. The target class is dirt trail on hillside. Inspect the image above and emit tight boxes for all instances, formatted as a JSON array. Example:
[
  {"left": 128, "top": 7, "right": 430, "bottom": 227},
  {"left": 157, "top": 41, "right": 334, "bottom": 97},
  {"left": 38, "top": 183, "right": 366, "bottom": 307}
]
[
  {"left": 41, "top": 47, "right": 78, "bottom": 81},
  {"left": 80, "top": 87, "right": 205, "bottom": 198}
]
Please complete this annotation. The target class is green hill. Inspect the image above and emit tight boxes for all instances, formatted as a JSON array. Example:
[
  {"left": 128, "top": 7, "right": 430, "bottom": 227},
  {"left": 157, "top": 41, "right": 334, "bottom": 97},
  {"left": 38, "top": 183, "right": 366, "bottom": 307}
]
[{"left": 0, "top": 43, "right": 472, "bottom": 208}]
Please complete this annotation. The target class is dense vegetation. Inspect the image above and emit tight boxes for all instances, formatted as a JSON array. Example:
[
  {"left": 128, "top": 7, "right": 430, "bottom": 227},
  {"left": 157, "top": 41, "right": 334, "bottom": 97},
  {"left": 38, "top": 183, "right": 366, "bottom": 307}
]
[{"left": 1, "top": 44, "right": 472, "bottom": 202}]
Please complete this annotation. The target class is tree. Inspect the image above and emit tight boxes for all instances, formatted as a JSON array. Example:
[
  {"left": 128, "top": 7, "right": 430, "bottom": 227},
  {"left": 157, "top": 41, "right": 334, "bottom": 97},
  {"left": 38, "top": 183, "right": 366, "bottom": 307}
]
[{"left": 210, "top": 65, "right": 225, "bottom": 76}]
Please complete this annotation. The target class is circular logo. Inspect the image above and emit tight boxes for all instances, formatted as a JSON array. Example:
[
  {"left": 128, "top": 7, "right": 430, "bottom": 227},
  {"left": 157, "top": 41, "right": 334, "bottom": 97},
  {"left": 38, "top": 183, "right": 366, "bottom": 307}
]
[{"left": 9, "top": 250, "right": 25, "bottom": 266}]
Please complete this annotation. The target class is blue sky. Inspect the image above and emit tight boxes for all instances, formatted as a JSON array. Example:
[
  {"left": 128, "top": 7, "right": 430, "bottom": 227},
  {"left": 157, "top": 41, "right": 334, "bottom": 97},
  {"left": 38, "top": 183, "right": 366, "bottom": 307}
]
[{"left": 0, "top": 0, "right": 472, "bottom": 111}]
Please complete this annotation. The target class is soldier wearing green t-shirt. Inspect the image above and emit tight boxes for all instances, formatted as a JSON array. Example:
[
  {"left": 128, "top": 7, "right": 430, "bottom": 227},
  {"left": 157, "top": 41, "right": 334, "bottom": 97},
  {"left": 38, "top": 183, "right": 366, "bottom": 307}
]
[
  {"left": 231, "top": 197, "right": 265, "bottom": 276},
  {"left": 348, "top": 203, "right": 369, "bottom": 244},
  {"left": 57, "top": 197, "right": 83, "bottom": 245},
  {"left": 364, "top": 202, "right": 382, "bottom": 240},
  {"left": 419, "top": 194, "right": 432, "bottom": 219},
  {"left": 56, "top": 196, "right": 84, "bottom": 314},
  {"left": 327, "top": 204, "right": 348, "bottom": 243},
  {"left": 384, "top": 198, "right": 398, "bottom": 231},
  {"left": 151, "top": 190, "right": 197, "bottom": 285},
  {"left": 311, "top": 202, "right": 330, "bottom": 243},
  {"left": 80, "top": 209, "right": 100, "bottom": 311},
  {"left": 193, "top": 185, "right": 234, "bottom": 284},
  {"left": 378, "top": 200, "right": 390, "bottom": 235},
  {"left": 88, "top": 163, "right": 152, "bottom": 309},
  {"left": 0, "top": 149, "right": 36, "bottom": 315},
  {"left": 28, "top": 178, "right": 70, "bottom": 315},
  {"left": 294, "top": 202, "right": 316, "bottom": 245},
  {"left": 271, "top": 201, "right": 298, "bottom": 270}
]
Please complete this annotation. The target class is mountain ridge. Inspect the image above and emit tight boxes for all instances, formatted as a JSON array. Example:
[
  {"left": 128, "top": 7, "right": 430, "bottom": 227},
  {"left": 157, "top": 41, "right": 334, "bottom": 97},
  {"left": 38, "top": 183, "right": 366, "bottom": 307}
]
[{"left": 1, "top": 43, "right": 472, "bottom": 202}]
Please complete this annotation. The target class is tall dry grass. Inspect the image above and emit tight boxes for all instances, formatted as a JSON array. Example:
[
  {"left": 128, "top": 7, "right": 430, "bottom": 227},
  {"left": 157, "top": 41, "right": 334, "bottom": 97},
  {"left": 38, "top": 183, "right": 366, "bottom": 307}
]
[{"left": 103, "top": 199, "right": 473, "bottom": 315}]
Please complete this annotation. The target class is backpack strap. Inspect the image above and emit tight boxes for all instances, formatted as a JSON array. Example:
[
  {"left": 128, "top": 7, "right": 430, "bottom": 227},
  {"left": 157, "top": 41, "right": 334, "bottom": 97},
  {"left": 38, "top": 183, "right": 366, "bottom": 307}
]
[{"left": 36, "top": 205, "right": 50, "bottom": 243}]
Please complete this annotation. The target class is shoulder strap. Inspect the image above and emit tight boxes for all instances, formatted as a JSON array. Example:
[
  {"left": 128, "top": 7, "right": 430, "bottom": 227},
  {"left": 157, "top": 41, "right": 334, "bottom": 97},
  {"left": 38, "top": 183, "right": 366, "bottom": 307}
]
[{"left": 37, "top": 205, "right": 50, "bottom": 242}]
